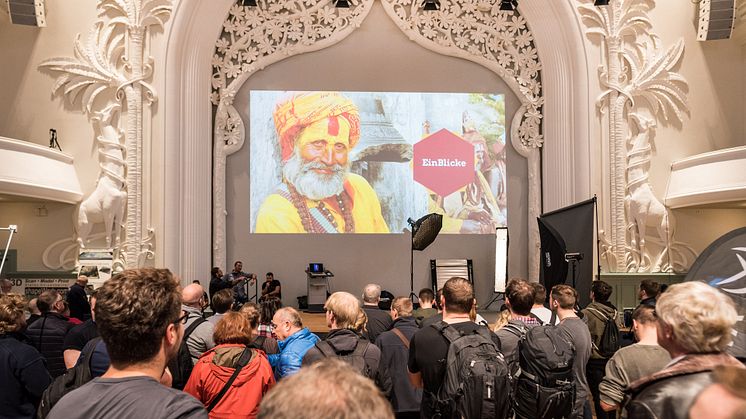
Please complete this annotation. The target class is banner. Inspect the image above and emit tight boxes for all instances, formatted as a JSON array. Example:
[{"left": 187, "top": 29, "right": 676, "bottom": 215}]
[{"left": 685, "top": 227, "right": 746, "bottom": 359}]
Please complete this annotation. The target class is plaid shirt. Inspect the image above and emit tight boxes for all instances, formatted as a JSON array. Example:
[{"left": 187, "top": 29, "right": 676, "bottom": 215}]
[
  {"left": 257, "top": 323, "right": 276, "bottom": 339},
  {"left": 513, "top": 314, "right": 542, "bottom": 326}
]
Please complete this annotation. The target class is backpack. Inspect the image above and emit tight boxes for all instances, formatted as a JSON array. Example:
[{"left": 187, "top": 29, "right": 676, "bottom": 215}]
[
  {"left": 169, "top": 317, "right": 206, "bottom": 390},
  {"left": 37, "top": 337, "right": 102, "bottom": 419},
  {"left": 587, "top": 307, "right": 620, "bottom": 358},
  {"left": 314, "top": 339, "right": 374, "bottom": 379},
  {"left": 513, "top": 325, "right": 576, "bottom": 419},
  {"left": 430, "top": 321, "right": 511, "bottom": 419}
]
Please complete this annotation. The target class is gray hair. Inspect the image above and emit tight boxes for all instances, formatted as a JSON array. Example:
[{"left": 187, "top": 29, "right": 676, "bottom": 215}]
[
  {"left": 657, "top": 282, "right": 737, "bottom": 353},
  {"left": 362, "top": 284, "right": 381, "bottom": 304}
]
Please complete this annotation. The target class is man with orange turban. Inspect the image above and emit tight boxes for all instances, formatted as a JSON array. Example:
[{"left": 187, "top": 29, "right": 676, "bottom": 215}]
[{"left": 255, "top": 92, "right": 389, "bottom": 234}]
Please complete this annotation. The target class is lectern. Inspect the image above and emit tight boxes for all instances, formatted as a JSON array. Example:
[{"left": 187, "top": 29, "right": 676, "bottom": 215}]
[{"left": 306, "top": 264, "right": 333, "bottom": 313}]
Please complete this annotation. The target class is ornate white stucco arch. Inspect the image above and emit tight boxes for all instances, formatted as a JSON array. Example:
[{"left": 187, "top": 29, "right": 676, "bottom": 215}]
[{"left": 161, "top": 0, "right": 591, "bottom": 282}]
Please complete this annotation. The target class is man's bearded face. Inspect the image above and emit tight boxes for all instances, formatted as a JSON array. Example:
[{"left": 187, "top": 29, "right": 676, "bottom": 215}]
[{"left": 283, "top": 117, "right": 351, "bottom": 201}]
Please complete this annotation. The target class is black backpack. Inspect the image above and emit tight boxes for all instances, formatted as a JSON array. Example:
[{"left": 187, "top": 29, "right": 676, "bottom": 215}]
[
  {"left": 587, "top": 307, "right": 620, "bottom": 358},
  {"left": 513, "top": 325, "right": 576, "bottom": 419},
  {"left": 169, "top": 317, "right": 206, "bottom": 390},
  {"left": 37, "top": 337, "right": 102, "bottom": 419},
  {"left": 314, "top": 339, "right": 374, "bottom": 379},
  {"left": 431, "top": 321, "right": 511, "bottom": 419}
]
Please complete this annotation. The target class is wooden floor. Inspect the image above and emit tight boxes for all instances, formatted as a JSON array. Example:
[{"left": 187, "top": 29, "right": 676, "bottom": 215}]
[{"left": 299, "top": 311, "right": 330, "bottom": 333}]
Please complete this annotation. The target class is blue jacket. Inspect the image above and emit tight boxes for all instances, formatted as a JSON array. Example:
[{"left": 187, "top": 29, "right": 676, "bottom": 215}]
[{"left": 268, "top": 327, "right": 318, "bottom": 380}]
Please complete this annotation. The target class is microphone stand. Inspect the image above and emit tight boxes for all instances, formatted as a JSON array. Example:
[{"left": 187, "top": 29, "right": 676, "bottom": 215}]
[{"left": 0, "top": 225, "right": 18, "bottom": 277}]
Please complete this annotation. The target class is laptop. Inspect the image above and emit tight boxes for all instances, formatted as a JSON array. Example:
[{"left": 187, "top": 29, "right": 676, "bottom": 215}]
[{"left": 309, "top": 263, "right": 324, "bottom": 274}]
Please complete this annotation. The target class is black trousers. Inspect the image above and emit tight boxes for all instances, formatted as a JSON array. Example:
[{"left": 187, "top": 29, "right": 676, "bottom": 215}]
[{"left": 586, "top": 358, "right": 616, "bottom": 419}]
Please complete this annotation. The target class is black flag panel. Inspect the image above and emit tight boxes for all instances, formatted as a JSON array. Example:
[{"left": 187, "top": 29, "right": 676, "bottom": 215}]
[
  {"left": 538, "top": 198, "right": 596, "bottom": 307},
  {"left": 685, "top": 227, "right": 746, "bottom": 359}
]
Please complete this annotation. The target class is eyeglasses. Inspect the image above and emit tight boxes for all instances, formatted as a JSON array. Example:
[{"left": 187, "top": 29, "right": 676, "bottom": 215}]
[{"left": 175, "top": 311, "right": 189, "bottom": 325}]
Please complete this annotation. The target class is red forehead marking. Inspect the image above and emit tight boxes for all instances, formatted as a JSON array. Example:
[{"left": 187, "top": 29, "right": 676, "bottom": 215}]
[{"left": 327, "top": 115, "right": 340, "bottom": 136}]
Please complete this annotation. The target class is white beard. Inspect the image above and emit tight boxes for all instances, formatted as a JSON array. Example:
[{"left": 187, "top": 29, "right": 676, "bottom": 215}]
[{"left": 282, "top": 151, "right": 348, "bottom": 201}]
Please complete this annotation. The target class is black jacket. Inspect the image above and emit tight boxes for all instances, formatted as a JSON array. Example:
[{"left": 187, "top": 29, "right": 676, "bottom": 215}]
[
  {"left": 375, "top": 317, "right": 422, "bottom": 413},
  {"left": 302, "top": 328, "right": 392, "bottom": 396},
  {"left": 25, "top": 312, "right": 73, "bottom": 378},
  {"left": 626, "top": 352, "right": 745, "bottom": 419},
  {"left": 363, "top": 305, "right": 393, "bottom": 343},
  {"left": 66, "top": 283, "right": 90, "bottom": 321},
  {"left": 0, "top": 333, "right": 52, "bottom": 419}
]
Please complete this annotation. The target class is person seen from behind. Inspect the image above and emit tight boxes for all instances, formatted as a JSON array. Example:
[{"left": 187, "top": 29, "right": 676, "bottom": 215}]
[{"left": 184, "top": 311, "right": 275, "bottom": 418}]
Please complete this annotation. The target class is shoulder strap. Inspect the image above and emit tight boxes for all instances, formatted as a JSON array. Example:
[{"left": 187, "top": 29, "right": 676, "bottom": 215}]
[
  {"left": 314, "top": 340, "right": 337, "bottom": 358},
  {"left": 502, "top": 322, "right": 526, "bottom": 339},
  {"left": 352, "top": 339, "right": 369, "bottom": 357},
  {"left": 183, "top": 317, "right": 206, "bottom": 340},
  {"left": 81, "top": 337, "right": 103, "bottom": 367},
  {"left": 391, "top": 328, "right": 410, "bottom": 349},
  {"left": 432, "top": 320, "right": 461, "bottom": 343},
  {"left": 207, "top": 347, "right": 253, "bottom": 412}
]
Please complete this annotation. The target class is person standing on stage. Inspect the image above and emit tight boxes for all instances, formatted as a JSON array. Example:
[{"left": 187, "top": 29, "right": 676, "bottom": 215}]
[
  {"left": 260, "top": 272, "right": 282, "bottom": 302},
  {"left": 66, "top": 276, "right": 91, "bottom": 321}
]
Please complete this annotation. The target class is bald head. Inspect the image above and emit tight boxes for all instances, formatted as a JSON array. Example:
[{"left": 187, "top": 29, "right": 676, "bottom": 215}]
[{"left": 182, "top": 284, "right": 204, "bottom": 308}]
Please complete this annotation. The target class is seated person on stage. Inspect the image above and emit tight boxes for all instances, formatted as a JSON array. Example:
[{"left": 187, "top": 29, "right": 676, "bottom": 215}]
[
  {"left": 255, "top": 91, "right": 389, "bottom": 234},
  {"left": 260, "top": 272, "right": 281, "bottom": 302}
]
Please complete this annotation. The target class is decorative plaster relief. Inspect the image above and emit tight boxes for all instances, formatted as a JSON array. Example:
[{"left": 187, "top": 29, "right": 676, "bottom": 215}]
[
  {"left": 211, "top": 0, "right": 545, "bottom": 279},
  {"left": 578, "top": 0, "right": 694, "bottom": 273},
  {"left": 39, "top": 0, "right": 172, "bottom": 270}
]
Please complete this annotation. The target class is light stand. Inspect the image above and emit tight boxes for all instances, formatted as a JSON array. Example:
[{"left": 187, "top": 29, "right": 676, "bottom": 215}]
[
  {"left": 564, "top": 252, "right": 584, "bottom": 289},
  {"left": 0, "top": 225, "right": 18, "bottom": 277},
  {"left": 407, "top": 214, "right": 443, "bottom": 303}
]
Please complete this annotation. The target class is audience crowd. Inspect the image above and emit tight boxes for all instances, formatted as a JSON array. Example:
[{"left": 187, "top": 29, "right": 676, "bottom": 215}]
[{"left": 0, "top": 263, "right": 744, "bottom": 419}]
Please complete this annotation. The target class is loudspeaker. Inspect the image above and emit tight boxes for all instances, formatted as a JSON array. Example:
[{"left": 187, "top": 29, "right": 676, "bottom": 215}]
[
  {"left": 697, "top": 0, "right": 735, "bottom": 41},
  {"left": 7, "top": 0, "right": 46, "bottom": 27}
]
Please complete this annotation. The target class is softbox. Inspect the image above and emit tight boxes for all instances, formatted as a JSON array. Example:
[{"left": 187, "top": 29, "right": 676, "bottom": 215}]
[
  {"left": 412, "top": 213, "right": 442, "bottom": 251},
  {"left": 538, "top": 198, "right": 596, "bottom": 307},
  {"left": 538, "top": 217, "right": 568, "bottom": 302},
  {"left": 685, "top": 227, "right": 746, "bottom": 359}
]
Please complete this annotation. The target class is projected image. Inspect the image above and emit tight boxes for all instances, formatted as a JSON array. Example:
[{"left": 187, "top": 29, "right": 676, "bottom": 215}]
[{"left": 250, "top": 91, "right": 507, "bottom": 234}]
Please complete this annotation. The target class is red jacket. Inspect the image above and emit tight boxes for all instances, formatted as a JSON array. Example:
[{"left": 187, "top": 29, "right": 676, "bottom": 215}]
[{"left": 184, "top": 344, "right": 275, "bottom": 419}]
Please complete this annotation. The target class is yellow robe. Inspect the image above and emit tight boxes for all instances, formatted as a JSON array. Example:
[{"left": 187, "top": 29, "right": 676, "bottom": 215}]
[{"left": 255, "top": 173, "right": 389, "bottom": 233}]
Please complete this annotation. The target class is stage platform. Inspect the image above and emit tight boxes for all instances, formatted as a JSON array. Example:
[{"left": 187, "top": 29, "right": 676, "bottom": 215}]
[{"left": 298, "top": 310, "right": 500, "bottom": 334}]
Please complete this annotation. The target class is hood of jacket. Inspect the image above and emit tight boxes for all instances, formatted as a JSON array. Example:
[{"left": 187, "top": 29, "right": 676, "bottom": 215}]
[
  {"left": 197, "top": 344, "right": 266, "bottom": 387},
  {"left": 324, "top": 328, "right": 363, "bottom": 353}
]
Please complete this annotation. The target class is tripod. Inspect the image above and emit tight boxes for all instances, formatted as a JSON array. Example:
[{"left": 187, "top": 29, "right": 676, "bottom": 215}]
[{"left": 0, "top": 225, "right": 18, "bottom": 277}]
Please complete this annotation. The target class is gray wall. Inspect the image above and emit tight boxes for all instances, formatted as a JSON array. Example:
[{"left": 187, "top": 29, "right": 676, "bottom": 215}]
[{"left": 224, "top": 4, "right": 527, "bottom": 308}]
